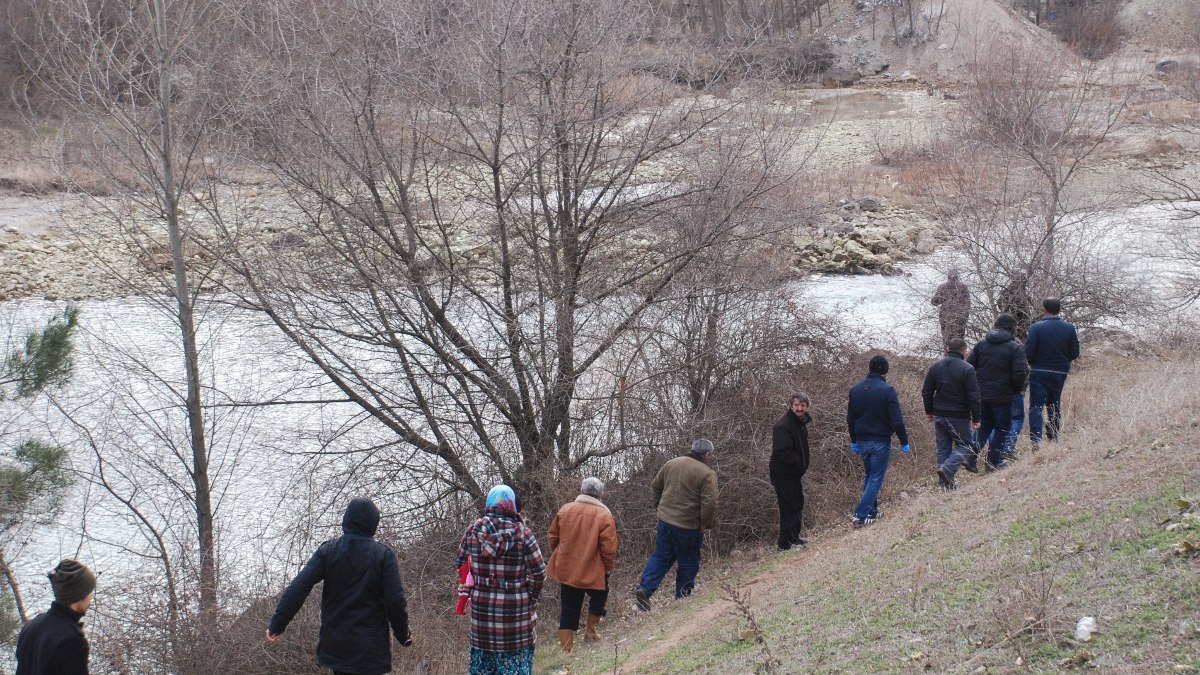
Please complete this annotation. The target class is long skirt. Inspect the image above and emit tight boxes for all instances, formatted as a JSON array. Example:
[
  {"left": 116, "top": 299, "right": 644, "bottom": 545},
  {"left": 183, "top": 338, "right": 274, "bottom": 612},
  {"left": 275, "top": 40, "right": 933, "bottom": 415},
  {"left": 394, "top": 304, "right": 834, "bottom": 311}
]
[{"left": 469, "top": 645, "right": 535, "bottom": 675}]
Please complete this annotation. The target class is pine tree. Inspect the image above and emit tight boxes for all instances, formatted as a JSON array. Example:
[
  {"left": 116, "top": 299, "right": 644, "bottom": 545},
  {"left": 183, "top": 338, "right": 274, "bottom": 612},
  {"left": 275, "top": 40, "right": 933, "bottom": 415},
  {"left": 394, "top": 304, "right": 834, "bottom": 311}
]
[{"left": 0, "top": 306, "right": 78, "bottom": 642}]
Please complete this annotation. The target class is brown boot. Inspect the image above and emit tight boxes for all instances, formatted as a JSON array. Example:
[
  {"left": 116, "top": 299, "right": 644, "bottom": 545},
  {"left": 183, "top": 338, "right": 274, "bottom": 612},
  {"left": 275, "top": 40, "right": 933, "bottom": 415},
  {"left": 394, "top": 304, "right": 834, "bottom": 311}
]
[
  {"left": 558, "top": 628, "right": 575, "bottom": 653},
  {"left": 584, "top": 613, "right": 603, "bottom": 642}
]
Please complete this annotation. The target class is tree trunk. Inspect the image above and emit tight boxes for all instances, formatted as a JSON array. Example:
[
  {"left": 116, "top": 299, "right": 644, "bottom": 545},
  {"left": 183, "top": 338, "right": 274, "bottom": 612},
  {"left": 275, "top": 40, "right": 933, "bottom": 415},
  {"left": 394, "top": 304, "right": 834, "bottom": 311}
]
[
  {"left": 151, "top": 0, "right": 216, "bottom": 616},
  {"left": 0, "top": 550, "right": 28, "bottom": 623}
]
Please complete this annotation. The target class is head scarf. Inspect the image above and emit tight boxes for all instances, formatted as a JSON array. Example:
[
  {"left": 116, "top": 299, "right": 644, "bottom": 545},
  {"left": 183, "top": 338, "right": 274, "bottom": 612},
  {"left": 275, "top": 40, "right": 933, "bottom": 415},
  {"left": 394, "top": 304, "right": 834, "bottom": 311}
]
[{"left": 485, "top": 484, "right": 518, "bottom": 513}]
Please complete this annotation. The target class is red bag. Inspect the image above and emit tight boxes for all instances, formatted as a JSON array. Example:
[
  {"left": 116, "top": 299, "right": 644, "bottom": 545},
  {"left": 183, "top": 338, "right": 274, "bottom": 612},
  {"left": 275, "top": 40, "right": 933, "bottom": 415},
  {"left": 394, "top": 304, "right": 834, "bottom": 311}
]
[{"left": 455, "top": 559, "right": 473, "bottom": 615}]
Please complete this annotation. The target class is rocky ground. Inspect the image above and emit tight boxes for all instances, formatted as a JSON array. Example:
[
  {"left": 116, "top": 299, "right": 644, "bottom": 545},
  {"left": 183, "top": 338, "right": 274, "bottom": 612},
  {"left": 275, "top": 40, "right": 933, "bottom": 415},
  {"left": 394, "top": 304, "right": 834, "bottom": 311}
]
[{"left": 1, "top": 0, "right": 1198, "bottom": 300}]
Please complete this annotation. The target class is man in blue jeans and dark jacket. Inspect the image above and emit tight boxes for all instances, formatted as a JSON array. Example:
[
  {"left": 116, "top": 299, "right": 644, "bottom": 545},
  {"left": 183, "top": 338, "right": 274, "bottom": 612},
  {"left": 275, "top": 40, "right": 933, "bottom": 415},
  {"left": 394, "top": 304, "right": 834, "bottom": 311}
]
[
  {"left": 847, "top": 355, "right": 909, "bottom": 528},
  {"left": 922, "top": 338, "right": 982, "bottom": 490},
  {"left": 1025, "top": 297, "right": 1080, "bottom": 447}
]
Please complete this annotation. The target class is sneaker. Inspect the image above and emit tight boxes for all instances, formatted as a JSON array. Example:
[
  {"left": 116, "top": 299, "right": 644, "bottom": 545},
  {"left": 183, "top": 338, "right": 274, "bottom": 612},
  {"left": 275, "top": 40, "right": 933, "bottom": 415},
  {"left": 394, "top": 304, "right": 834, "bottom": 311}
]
[
  {"left": 795, "top": 537, "right": 810, "bottom": 546},
  {"left": 635, "top": 588, "right": 651, "bottom": 611},
  {"left": 852, "top": 515, "right": 876, "bottom": 529},
  {"left": 870, "top": 510, "right": 883, "bottom": 522}
]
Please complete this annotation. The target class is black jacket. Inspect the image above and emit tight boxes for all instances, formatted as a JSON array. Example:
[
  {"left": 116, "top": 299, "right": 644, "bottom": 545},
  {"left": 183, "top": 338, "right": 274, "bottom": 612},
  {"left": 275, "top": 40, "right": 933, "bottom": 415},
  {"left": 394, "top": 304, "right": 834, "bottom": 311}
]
[
  {"left": 967, "top": 329, "right": 1030, "bottom": 402},
  {"left": 922, "top": 351, "right": 982, "bottom": 421},
  {"left": 15, "top": 602, "right": 89, "bottom": 675},
  {"left": 269, "top": 498, "right": 411, "bottom": 675},
  {"left": 1025, "top": 315, "right": 1080, "bottom": 374},
  {"left": 846, "top": 373, "right": 909, "bottom": 445},
  {"left": 770, "top": 410, "right": 811, "bottom": 478}
]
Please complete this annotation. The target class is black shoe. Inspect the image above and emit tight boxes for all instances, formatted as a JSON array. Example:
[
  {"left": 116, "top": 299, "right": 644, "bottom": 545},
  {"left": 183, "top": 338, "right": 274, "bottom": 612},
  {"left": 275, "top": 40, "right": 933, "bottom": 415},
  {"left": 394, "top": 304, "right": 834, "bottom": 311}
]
[
  {"left": 937, "top": 468, "right": 956, "bottom": 491},
  {"left": 795, "top": 537, "right": 809, "bottom": 546},
  {"left": 635, "top": 588, "right": 651, "bottom": 611},
  {"left": 963, "top": 461, "right": 979, "bottom": 474}
]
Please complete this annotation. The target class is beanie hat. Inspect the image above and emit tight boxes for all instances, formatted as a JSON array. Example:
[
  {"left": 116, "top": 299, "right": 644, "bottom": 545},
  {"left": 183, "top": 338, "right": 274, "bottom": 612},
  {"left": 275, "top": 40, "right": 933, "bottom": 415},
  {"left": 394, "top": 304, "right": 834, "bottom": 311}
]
[
  {"left": 49, "top": 559, "right": 96, "bottom": 605},
  {"left": 869, "top": 355, "right": 889, "bottom": 375}
]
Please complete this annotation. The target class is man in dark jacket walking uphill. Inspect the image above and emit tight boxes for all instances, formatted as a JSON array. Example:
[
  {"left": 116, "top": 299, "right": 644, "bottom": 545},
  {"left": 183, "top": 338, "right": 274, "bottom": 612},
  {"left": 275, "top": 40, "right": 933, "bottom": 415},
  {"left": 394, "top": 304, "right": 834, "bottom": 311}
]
[
  {"left": 770, "top": 393, "right": 812, "bottom": 550},
  {"left": 1025, "top": 297, "right": 1080, "bottom": 447},
  {"left": 967, "top": 314, "right": 1029, "bottom": 470},
  {"left": 922, "top": 338, "right": 981, "bottom": 490},
  {"left": 847, "top": 356, "right": 909, "bottom": 528},
  {"left": 267, "top": 497, "right": 412, "bottom": 675}
]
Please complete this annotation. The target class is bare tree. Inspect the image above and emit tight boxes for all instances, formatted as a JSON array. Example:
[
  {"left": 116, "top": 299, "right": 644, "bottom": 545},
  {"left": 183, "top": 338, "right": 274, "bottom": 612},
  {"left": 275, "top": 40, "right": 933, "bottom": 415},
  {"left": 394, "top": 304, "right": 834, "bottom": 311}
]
[
  {"left": 214, "top": 0, "right": 801, "bottom": 516},
  {"left": 19, "top": 0, "right": 263, "bottom": 619},
  {"left": 924, "top": 42, "right": 1139, "bottom": 328}
]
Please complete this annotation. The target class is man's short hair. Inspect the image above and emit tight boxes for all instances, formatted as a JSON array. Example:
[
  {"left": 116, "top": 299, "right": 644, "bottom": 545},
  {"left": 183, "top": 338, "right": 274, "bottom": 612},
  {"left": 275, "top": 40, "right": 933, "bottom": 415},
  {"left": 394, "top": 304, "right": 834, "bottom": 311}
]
[
  {"left": 690, "top": 438, "right": 715, "bottom": 456},
  {"left": 581, "top": 477, "right": 604, "bottom": 497},
  {"left": 790, "top": 392, "right": 810, "bottom": 405},
  {"left": 946, "top": 337, "right": 968, "bottom": 352},
  {"left": 869, "top": 355, "right": 889, "bottom": 374},
  {"left": 994, "top": 313, "right": 1017, "bottom": 334},
  {"left": 1043, "top": 297, "right": 1061, "bottom": 314}
]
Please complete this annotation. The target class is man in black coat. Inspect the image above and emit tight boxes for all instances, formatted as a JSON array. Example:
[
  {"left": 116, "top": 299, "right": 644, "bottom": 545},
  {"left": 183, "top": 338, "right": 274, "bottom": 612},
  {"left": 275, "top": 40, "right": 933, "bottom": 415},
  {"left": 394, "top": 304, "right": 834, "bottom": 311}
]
[
  {"left": 922, "top": 338, "right": 981, "bottom": 490},
  {"left": 267, "top": 497, "right": 412, "bottom": 675},
  {"left": 967, "top": 314, "right": 1030, "bottom": 470},
  {"left": 770, "top": 393, "right": 812, "bottom": 550},
  {"left": 16, "top": 559, "right": 96, "bottom": 675}
]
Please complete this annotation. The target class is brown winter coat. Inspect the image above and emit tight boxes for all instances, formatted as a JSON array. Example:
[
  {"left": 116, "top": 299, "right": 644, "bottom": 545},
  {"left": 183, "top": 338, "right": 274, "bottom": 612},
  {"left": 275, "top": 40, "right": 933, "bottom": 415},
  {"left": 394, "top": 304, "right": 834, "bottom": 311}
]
[{"left": 547, "top": 495, "right": 618, "bottom": 591}]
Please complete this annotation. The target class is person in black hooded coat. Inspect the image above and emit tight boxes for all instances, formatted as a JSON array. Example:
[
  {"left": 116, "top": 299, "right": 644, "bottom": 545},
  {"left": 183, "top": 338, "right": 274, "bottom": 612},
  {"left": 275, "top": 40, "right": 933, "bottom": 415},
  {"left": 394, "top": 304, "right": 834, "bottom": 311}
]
[
  {"left": 967, "top": 314, "right": 1029, "bottom": 469},
  {"left": 267, "top": 497, "right": 412, "bottom": 675}
]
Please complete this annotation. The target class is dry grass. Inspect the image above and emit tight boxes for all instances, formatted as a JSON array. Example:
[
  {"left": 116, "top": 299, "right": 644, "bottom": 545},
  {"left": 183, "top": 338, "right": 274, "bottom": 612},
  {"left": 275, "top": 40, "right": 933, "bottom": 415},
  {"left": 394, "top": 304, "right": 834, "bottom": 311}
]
[{"left": 558, "top": 353, "right": 1200, "bottom": 673}]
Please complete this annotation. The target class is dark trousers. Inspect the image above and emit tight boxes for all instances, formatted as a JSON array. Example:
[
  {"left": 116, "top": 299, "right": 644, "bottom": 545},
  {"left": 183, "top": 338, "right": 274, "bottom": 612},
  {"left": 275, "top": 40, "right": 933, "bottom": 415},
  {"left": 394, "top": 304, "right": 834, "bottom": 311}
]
[
  {"left": 558, "top": 581, "right": 608, "bottom": 630},
  {"left": 975, "top": 399, "right": 1013, "bottom": 465},
  {"left": 637, "top": 520, "right": 703, "bottom": 599},
  {"left": 1028, "top": 371, "right": 1068, "bottom": 444},
  {"left": 770, "top": 473, "right": 805, "bottom": 550}
]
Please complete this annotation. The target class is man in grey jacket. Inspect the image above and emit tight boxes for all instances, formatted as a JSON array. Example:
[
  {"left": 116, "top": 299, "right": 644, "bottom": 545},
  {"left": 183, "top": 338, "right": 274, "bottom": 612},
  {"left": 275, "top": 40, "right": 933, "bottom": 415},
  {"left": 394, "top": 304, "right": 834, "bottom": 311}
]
[{"left": 634, "top": 439, "right": 719, "bottom": 611}]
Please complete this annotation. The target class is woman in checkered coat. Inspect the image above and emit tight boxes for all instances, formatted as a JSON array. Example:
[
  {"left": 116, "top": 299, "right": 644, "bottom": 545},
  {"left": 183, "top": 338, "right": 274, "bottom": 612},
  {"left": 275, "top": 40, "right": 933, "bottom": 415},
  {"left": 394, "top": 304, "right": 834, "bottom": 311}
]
[{"left": 457, "top": 485, "right": 547, "bottom": 674}]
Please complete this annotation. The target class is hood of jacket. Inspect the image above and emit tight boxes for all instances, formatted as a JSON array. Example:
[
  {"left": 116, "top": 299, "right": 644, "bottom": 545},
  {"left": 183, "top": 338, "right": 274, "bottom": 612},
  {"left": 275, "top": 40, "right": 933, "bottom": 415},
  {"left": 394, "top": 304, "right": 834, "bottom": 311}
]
[
  {"left": 985, "top": 328, "right": 1015, "bottom": 345},
  {"left": 475, "top": 509, "right": 524, "bottom": 560},
  {"left": 342, "top": 497, "right": 381, "bottom": 537}
]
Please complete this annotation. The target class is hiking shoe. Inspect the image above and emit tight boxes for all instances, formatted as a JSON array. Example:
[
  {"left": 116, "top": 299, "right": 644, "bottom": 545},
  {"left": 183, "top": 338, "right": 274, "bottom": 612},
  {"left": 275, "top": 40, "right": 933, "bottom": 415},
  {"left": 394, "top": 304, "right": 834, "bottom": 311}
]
[
  {"left": 937, "top": 468, "right": 957, "bottom": 491},
  {"left": 635, "top": 588, "right": 651, "bottom": 611},
  {"left": 963, "top": 461, "right": 980, "bottom": 474}
]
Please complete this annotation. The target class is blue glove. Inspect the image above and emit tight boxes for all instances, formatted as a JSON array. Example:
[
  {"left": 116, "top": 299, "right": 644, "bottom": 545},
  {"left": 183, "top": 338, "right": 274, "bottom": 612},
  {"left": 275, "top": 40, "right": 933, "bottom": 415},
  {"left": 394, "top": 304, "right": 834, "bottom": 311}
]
[
  {"left": 900, "top": 444, "right": 911, "bottom": 454},
  {"left": 850, "top": 442, "right": 863, "bottom": 454}
]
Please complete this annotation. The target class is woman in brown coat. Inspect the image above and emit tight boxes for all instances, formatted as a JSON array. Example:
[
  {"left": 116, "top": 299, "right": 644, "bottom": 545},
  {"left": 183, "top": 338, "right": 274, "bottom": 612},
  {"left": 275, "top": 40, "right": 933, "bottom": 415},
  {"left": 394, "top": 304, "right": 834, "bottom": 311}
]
[{"left": 546, "top": 477, "right": 618, "bottom": 653}]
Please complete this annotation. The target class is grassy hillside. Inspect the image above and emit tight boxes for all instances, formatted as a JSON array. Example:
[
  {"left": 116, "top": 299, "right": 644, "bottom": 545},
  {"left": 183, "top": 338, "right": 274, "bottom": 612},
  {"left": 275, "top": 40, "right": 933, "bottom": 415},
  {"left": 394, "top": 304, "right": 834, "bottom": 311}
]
[{"left": 540, "top": 356, "right": 1200, "bottom": 673}]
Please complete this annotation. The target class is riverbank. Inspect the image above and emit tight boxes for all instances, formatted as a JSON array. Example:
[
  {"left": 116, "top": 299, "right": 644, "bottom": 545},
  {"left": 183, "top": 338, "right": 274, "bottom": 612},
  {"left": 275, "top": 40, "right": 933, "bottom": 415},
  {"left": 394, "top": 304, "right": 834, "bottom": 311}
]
[{"left": 540, "top": 354, "right": 1200, "bottom": 673}]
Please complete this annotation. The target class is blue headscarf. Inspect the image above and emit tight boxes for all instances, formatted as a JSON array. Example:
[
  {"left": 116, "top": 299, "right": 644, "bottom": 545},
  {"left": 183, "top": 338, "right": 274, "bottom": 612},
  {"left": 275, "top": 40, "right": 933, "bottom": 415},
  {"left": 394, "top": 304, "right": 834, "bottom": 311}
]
[{"left": 485, "top": 484, "right": 517, "bottom": 513}]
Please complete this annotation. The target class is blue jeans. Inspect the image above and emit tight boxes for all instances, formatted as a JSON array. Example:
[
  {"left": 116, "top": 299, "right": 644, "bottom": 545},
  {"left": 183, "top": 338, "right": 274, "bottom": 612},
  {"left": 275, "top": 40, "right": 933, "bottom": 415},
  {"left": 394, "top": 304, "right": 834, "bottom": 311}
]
[
  {"left": 1005, "top": 392, "right": 1025, "bottom": 455},
  {"left": 637, "top": 520, "right": 703, "bottom": 599},
  {"left": 934, "top": 415, "right": 974, "bottom": 479},
  {"left": 1028, "top": 371, "right": 1067, "bottom": 445},
  {"left": 854, "top": 441, "right": 891, "bottom": 520},
  {"left": 975, "top": 400, "right": 1013, "bottom": 465}
]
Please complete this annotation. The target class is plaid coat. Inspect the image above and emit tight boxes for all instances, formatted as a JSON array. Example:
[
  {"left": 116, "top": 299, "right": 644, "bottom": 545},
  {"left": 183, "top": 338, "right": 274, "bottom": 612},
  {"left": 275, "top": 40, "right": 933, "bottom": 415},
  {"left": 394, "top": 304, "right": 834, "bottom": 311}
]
[{"left": 456, "top": 508, "right": 547, "bottom": 652}]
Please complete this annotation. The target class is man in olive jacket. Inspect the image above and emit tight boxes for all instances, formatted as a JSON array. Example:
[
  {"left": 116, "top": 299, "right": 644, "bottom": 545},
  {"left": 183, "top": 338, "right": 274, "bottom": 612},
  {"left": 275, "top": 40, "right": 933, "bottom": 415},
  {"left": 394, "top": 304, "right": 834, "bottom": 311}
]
[
  {"left": 267, "top": 497, "right": 412, "bottom": 675},
  {"left": 634, "top": 439, "right": 719, "bottom": 610},
  {"left": 770, "top": 393, "right": 812, "bottom": 550}
]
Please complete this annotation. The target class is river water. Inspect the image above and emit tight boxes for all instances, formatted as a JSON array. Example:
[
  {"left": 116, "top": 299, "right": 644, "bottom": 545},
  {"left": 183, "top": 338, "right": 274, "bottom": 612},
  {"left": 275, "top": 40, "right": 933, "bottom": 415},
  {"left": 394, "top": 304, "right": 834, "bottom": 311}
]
[{"left": 0, "top": 202, "right": 1186, "bottom": 625}]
